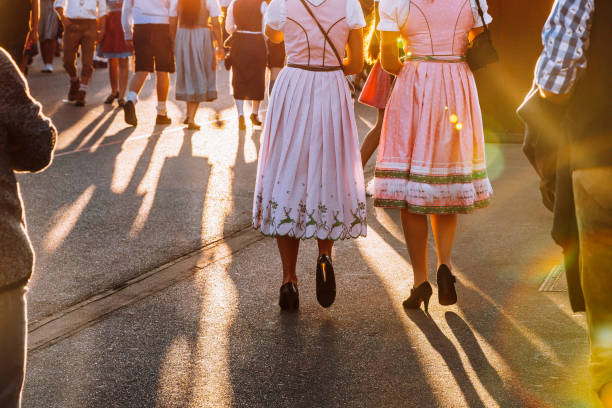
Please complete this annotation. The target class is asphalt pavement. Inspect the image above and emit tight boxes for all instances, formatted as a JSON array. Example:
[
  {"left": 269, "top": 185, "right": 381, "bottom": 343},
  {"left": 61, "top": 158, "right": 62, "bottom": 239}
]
[{"left": 18, "top": 58, "right": 598, "bottom": 407}]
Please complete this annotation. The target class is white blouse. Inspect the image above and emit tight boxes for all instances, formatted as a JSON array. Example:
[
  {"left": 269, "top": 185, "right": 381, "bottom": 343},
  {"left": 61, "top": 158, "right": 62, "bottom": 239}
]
[
  {"left": 207, "top": 0, "right": 222, "bottom": 18},
  {"left": 264, "top": 0, "right": 366, "bottom": 31},
  {"left": 378, "top": 0, "right": 492, "bottom": 31}
]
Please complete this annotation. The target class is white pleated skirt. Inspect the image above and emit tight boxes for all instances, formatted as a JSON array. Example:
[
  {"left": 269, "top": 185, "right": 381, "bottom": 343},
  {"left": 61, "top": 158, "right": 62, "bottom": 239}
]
[
  {"left": 174, "top": 27, "right": 217, "bottom": 102},
  {"left": 253, "top": 67, "right": 367, "bottom": 241}
]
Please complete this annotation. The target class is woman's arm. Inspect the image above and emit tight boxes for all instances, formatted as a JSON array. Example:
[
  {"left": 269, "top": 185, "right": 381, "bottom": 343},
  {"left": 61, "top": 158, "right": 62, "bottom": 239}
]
[
  {"left": 343, "top": 28, "right": 364, "bottom": 75},
  {"left": 380, "top": 30, "right": 402, "bottom": 75},
  {"left": 265, "top": 25, "right": 283, "bottom": 44},
  {"left": 29, "top": 0, "right": 40, "bottom": 44},
  {"left": 225, "top": 1, "right": 236, "bottom": 34}
]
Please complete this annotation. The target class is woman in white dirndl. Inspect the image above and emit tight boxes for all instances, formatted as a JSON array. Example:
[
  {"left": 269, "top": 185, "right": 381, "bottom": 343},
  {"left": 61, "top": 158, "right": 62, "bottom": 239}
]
[
  {"left": 175, "top": 0, "right": 224, "bottom": 129},
  {"left": 253, "top": 0, "right": 367, "bottom": 310}
]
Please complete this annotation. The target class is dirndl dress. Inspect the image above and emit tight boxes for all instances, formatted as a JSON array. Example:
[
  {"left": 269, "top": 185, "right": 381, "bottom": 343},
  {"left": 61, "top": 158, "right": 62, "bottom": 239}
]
[
  {"left": 373, "top": 0, "right": 493, "bottom": 214},
  {"left": 99, "top": 1, "right": 132, "bottom": 59},
  {"left": 175, "top": 27, "right": 217, "bottom": 102},
  {"left": 39, "top": 0, "right": 60, "bottom": 41},
  {"left": 253, "top": 0, "right": 367, "bottom": 240}
]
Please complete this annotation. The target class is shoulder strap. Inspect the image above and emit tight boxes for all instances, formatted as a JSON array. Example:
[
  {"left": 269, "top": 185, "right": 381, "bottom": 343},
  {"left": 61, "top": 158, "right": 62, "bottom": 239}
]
[
  {"left": 297, "top": 0, "right": 344, "bottom": 67},
  {"left": 473, "top": 0, "right": 491, "bottom": 36}
]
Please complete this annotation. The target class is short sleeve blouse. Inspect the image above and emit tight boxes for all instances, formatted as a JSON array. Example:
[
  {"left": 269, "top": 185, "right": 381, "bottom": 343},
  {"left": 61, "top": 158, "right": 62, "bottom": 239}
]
[
  {"left": 265, "top": 0, "right": 366, "bottom": 31},
  {"left": 377, "top": 0, "right": 492, "bottom": 31},
  {"left": 207, "top": 0, "right": 221, "bottom": 18}
]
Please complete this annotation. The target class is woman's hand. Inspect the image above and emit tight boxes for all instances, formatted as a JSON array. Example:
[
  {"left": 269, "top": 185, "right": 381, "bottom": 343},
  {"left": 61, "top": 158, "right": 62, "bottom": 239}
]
[
  {"left": 380, "top": 31, "right": 402, "bottom": 75},
  {"left": 343, "top": 28, "right": 364, "bottom": 76},
  {"left": 538, "top": 86, "right": 572, "bottom": 104}
]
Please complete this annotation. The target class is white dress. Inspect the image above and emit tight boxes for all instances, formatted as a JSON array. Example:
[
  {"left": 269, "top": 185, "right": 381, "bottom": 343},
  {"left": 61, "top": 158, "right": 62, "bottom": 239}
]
[
  {"left": 174, "top": 0, "right": 221, "bottom": 102},
  {"left": 252, "top": 0, "right": 367, "bottom": 240}
]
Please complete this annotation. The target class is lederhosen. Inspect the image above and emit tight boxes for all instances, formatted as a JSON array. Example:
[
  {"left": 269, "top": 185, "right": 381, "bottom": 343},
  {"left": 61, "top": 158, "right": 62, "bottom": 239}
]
[{"left": 229, "top": 0, "right": 267, "bottom": 100}]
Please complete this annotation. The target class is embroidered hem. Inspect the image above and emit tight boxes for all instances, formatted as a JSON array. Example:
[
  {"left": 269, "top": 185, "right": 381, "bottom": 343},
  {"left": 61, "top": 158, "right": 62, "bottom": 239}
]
[
  {"left": 375, "top": 169, "right": 489, "bottom": 184},
  {"left": 253, "top": 225, "right": 367, "bottom": 241},
  {"left": 373, "top": 198, "right": 491, "bottom": 214}
]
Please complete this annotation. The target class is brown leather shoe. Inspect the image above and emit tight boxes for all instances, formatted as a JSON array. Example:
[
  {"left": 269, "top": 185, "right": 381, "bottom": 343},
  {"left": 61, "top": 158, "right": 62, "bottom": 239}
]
[
  {"left": 75, "top": 90, "right": 86, "bottom": 107},
  {"left": 68, "top": 80, "right": 80, "bottom": 101}
]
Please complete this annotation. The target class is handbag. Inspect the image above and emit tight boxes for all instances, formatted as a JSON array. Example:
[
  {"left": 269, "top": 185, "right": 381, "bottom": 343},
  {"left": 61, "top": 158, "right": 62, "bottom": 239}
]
[{"left": 466, "top": 0, "right": 498, "bottom": 71}]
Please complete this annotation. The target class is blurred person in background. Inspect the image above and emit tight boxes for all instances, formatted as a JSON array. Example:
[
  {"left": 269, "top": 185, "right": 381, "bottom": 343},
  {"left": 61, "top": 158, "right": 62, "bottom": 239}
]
[
  {"left": 121, "top": 0, "right": 178, "bottom": 126},
  {"left": 39, "top": 0, "right": 60, "bottom": 73},
  {"left": 174, "top": 0, "right": 224, "bottom": 129},
  {"left": 99, "top": 0, "right": 133, "bottom": 107},
  {"left": 224, "top": 0, "right": 267, "bottom": 130},
  {"left": 0, "top": 47, "right": 57, "bottom": 408},
  {"left": 55, "top": 0, "right": 107, "bottom": 106},
  {"left": 0, "top": 0, "right": 39, "bottom": 72}
]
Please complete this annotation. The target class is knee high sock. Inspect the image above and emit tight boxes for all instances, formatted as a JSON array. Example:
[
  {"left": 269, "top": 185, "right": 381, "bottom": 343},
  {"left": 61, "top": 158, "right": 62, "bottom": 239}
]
[{"left": 235, "top": 99, "right": 245, "bottom": 117}]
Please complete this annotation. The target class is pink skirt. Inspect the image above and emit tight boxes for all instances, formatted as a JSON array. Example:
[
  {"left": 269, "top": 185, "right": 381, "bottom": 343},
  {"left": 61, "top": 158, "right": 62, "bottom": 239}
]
[
  {"left": 253, "top": 67, "right": 367, "bottom": 240},
  {"left": 374, "top": 60, "right": 492, "bottom": 214},
  {"left": 358, "top": 60, "right": 393, "bottom": 109}
]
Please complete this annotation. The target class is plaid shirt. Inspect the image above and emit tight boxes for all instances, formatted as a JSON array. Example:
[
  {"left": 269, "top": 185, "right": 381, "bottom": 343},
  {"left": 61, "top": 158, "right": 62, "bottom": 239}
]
[{"left": 535, "top": 0, "right": 595, "bottom": 94}]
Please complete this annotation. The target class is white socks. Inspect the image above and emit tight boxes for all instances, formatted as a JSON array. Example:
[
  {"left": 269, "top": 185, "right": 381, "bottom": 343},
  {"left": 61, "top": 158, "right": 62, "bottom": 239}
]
[
  {"left": 126, "top": 91, "right": 138, "bottom": 104},
  {"left": 79, "top": 83, "right": 88, "bottom": 92},
  {"left": 156, "top": 102, "right": 167, "bottom": 116},
  {"left": 252, "top": 101, "right": 260, "bottom": 116},
  {"left": 235, "top": 99, "right": 245, "bottom": 117},
  {"left": 125, "top": 92, "right": 167, "bottom": 116}
]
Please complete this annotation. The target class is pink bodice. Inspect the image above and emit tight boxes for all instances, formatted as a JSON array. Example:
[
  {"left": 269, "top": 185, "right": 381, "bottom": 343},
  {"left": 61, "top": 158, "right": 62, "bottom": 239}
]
[
  {"left": 402, "top": 0, "right": 474, "bottom": 57},
  {"left": 284, "top": 0, "right": 350, "bottom": 67}
]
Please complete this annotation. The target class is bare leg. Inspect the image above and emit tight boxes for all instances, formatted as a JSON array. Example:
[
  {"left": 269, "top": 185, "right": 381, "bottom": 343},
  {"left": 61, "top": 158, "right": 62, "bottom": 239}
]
[
  {"left": 400, "top": 210, "right": 429, "bottom": 286},
  {"left": 317, "top": 239, "right": 334, "bottom": 260},
  {"left": 186, "top": 102, "right": 200, "bottom": 123},
  {"left": 128, "top": 71, "right": 149, "bottom": 95},
  {"left": 430, "top": 214, "right": 458, "bottom": 267},
  {"left": 117, "top": 58, "right": 130, "bottom": 99},
  {"left": 360, "top": 108, "right": 385, "bottom": 168},
  {"left": 155, "top": 71, "right": 170, "bottom": 103},
  {"left": 41, "top": 40, "right": 56, "bottom": 64},
  {"left": 108, "top": 58, "right": 119, "bottom": 95},
  {"left": 277, "top": 236, "right": 300, "bottom": 285}
]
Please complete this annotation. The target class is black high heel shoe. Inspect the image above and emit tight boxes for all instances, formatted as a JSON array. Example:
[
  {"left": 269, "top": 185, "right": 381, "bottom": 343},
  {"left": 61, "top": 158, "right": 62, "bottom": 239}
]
[
  {"left": 437, "top": 264, "right": 457, "bottom": 306},
  {"left": 316, "top": 254, "right": 336, "bottom": 308},
  {"left": 403, "top": 281, "right": 433, "bottom": 312},
  {"left": 279, "top": 282, "right": 299, "bottom": 310}
]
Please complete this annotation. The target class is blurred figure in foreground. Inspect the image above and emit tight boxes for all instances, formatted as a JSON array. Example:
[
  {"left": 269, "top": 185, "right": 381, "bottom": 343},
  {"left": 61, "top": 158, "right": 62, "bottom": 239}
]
[
  {"left": 530, "top": 0, "right": 612, "bottom": 405},
  {"left": 0, "top": 47, "right": 57, "bottom": 408}
]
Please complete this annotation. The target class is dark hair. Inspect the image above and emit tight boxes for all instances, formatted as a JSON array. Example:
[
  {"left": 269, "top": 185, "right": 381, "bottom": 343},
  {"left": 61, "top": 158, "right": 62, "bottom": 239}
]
[{"left": 179, "top": 0, "right": 201, "bottom": 28}]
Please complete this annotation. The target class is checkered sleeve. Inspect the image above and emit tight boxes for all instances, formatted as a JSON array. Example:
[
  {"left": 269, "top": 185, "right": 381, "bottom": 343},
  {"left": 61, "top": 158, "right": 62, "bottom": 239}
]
[{"left": 535, "top": 0, "right": 594, "bottom": 95}]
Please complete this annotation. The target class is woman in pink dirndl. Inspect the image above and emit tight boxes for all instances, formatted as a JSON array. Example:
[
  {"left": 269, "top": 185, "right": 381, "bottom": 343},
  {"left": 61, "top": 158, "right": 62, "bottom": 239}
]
[
  {"left": 375, "top": 0, "right": 493, "bottom": 310},
  {"left": 358, "top": 0, "right": 393, "bottom": 170},
  {"left": 253, "top": 0, "right": 366, "bottom": 310}
]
